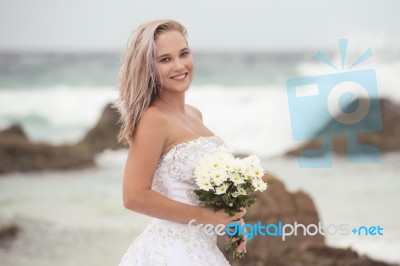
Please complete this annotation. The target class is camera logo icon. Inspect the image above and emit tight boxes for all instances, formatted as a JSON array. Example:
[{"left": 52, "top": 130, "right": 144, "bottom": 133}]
[{"left": 286, "top": 39, "right": 382, "bottom": 168}]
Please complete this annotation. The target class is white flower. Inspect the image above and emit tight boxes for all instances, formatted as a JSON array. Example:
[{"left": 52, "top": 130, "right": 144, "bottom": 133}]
[
  {"left": 229, "top": 172, "right": 245, "bottom": 186},
  {"left": 241, "top": 168, "right": 253, "bottom": 181},
  {"left": 194, "top": 165, "right": 211, "bottom": 179},
  {"left": 198, "top": 180, "right": 214, "bottom": 191},
  {"left": 213, "top": 153, "right": 234, "bottom": 169},
  {"left": 195, "top": 174, "right": 211, "bottom": 184},
  {"left": 252, "top": 178, "right": 267, "bottom": 192},
  {"left": 231, "top": 191, "right": 240, "bottom": 198},
  {"left": 223, "top": 161, "right": 234, "bottom": 171},
  {"left": 244, "top": 155, "right": 261, "bottom": 167},
  {"left": 210, "top": 168, "right": 228, "bottom": 186},
  {"left": 250, "top": 167, "right": 265, "bottom": 178},
  {"left": 237, "top": 186, "right": 247, "bottom": 196},
  {"left": 233, "top": 159, "right": 251, "bottom": 176},
  {"left": 215, "top": 183, "right": 229, "bottom": 195},
  {"left": 218, "top": 155, "right": 235, "bottom": 171}
]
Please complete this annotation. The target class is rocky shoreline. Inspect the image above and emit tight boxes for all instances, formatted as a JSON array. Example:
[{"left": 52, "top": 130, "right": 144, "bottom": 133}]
[{"left": 1, "top": 97, "right": 399, "bottom": 175}]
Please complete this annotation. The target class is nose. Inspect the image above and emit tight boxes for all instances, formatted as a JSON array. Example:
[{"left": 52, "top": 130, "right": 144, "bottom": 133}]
[{"left": 173, "top": 58, "right": 185, "bottom": 71}]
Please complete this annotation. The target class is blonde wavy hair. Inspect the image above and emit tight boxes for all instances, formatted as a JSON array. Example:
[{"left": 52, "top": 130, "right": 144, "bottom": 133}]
[{"left": 115, "top": 19, "right": 188, "bottom": 145}]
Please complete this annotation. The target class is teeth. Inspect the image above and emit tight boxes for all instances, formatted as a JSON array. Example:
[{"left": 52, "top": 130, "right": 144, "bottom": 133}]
[{"left": 172, "top": 73, "right": 186, "bottom": 80}]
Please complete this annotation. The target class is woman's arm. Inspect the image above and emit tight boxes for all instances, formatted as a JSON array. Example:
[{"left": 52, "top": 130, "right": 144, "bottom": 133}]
[{"left": 122, "top": 107, "right": 244, "bottom": 225}]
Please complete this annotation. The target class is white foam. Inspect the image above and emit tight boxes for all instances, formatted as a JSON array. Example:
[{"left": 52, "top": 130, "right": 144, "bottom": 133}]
[
  {"left": 0, "top": 59, "right": 399, "bottom": 155},
  {"left": 0, "top": 85, "right": 296, "bottom": 156},
  {"left": 187, "top": 85, "right": 297, "bottom": 157},
  {"left": 0, "top": 86, "right": 118, "bottom": 143}
]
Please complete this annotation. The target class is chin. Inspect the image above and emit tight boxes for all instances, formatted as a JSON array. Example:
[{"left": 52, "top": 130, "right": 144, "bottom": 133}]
[
  {"left": 164, "top": 82, "right": 192, "bottom": 93},
  {"left": 175, "top": 86, "right": 190, "bottom": 93}
]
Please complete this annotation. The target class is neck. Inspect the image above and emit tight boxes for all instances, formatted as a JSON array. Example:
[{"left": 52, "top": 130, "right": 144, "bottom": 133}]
[{"left": 156, "top": 90, "right": 186, "bottom": 112}]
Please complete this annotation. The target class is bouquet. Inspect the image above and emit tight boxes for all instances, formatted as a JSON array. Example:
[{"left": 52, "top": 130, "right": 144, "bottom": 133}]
[{"left": 193, "top": 146, "right": 267, "bottom": 259}]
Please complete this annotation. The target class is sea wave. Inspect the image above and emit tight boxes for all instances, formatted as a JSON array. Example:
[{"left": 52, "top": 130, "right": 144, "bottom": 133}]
[
  {"left": 1, "top": 81, "right": 399, "bottom": 156},
  {"left": 0, "top": 85, "right": 296, "bottom": 156}
]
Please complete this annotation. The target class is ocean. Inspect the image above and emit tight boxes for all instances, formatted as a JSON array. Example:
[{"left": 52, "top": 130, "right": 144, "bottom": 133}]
[{"left": 0, "top": 50, "right": 399, "bottom": 265}]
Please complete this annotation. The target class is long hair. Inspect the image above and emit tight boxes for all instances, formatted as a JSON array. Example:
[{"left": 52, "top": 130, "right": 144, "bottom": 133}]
[{"left": 115, "top": 19, "right": 187, "bottom": 145}]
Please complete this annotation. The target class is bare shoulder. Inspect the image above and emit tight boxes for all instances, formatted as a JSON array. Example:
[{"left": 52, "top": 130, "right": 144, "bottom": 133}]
[
  {"left": 131, "top": 106, "right": 169, "bottom": 153},
  {"left": 186, "top": 104, "right": 203, "bottom": 121},
  {"left": 140, "top": 105, "right": 169, "bottom": 126}
]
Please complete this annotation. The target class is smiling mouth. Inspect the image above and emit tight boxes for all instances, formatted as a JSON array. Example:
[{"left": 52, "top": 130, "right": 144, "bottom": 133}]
[{"left": 170, "top": 73, "right": 188, "bottom": 81}]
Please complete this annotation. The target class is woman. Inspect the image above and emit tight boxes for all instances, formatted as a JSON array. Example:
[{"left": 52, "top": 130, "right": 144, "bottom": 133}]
[{"left": 117, "top": 19, "right": 246, "bottom": 265}]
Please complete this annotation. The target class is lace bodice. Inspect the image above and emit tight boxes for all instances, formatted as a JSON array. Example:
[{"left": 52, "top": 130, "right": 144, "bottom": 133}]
[{"left": 151, "top": 135, "right": 225, "bottom": 206}]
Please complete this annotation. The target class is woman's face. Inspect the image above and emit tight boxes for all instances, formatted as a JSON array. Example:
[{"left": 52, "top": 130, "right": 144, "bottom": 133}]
[{"left": 155, "top": 30, "right": 194, "bottom": 94}]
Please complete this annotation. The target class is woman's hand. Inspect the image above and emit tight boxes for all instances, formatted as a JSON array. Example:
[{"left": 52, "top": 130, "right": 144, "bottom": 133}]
[
  {"left": 234, "top": 218, "right": 247, "bottom": 254},
  {"left": 196, "top": 206, "right": 247, "bottom": 255},
  {"left": 196, "top": 207, "right": 246, "bottom": 226}
]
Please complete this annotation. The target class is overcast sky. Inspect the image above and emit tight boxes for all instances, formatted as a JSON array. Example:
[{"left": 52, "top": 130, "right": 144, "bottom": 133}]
[{"left": 0, "top": 0, "right": 399, "bottom": 53}]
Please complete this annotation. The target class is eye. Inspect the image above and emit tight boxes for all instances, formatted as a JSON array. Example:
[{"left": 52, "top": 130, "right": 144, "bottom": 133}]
[
  {"left": 181, "top": 51, "right": 190, "bottom": 57},
  {"left": 160, "top": 57, "right": 171, "bottom": 63}
]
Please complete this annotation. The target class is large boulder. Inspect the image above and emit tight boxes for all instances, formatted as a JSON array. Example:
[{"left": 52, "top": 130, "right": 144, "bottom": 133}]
[
  {"left": 0, "top": 103, "right": 126, "bottom": 175},
  {"left": 219, "top": 173, "right": 395, "bottom": 266},
  {"left": 0, "top": 128, "right": 94, "bottom": 174},
  {"left": 77, "top": 103, "right": 127, "bottom": 155},
  {"left": 0, "top": 124, "right": 27, "bottom": 140},
  {"left": 285, "top": 98, "right": 400, "bottom": 157}
]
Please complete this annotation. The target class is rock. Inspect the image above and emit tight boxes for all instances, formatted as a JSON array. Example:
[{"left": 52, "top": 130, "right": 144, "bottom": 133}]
[
  {"left": 0, "top": 125, "right": 94, "bottom": 174},
  {"left": 0, "top": 222, "right": 19, "bottom": 248},
  {"left": 77, "top": 103, "right": 127, "bottom": 155},
  {"left": 219, "top": 172, "right": 396, "bottom": 266},
  {"left": 0, "top": 124, "right": 27, "bottom": 140},
  {"left": 0, "top": 103, "right": 125, "bottom": 175},
  {"left": 285, "top": 98, "right": 400, "bottom": 157}
]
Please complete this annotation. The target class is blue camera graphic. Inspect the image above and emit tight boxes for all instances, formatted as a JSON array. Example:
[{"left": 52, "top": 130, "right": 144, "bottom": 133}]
[{"left": 286, "top": 39, "right": 382, "bottom": 168}]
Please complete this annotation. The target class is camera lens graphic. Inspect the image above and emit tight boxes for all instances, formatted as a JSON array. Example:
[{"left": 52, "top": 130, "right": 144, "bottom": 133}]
[
  {"left": 327, "top": 81, "right": 370, "bottom": 125},
  {"left": 286, "top": 39, "right": 382, "bottom": 167}
]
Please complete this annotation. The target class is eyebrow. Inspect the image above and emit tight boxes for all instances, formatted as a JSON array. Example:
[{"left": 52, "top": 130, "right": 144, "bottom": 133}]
[{"left": 156, "top": 47, "right": 190, "bottom": 60}]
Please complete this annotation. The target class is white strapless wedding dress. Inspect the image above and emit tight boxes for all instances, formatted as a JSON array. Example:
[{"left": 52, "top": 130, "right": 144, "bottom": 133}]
[{"left": 119, "top": 135, "right": 231, "bottom": 266}]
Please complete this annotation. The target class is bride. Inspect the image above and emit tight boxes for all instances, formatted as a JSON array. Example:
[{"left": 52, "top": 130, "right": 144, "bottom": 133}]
[{"left": 116, "top": 19, "right": 247, "bottom": 265}]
